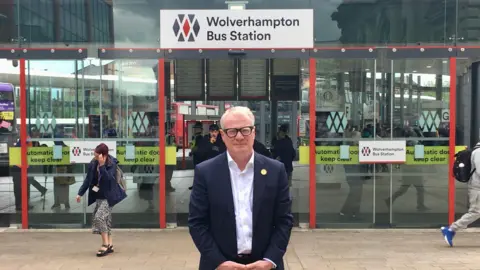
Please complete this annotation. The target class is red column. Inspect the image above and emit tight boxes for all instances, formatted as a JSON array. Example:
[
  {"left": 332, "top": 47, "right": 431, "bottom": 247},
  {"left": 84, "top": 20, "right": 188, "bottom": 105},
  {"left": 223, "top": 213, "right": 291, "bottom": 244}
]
[
  {"left": 309, "top": 58, "right": 316, "bottom": 228},
  {"left": 20, "top": 59, "right": 28, "bottom": 229},
  {"left": 158, "top": 58, "right": 166, "bottom": 228},
  {"left": 448, "top": 57, "right": 457, "bottom": 224}
]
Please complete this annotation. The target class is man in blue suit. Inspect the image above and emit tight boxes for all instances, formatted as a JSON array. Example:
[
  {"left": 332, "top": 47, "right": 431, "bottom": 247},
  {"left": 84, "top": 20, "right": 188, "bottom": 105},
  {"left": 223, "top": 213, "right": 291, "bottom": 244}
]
[{"left": 188, "top": 106, "right": 293, "bottom": 270}]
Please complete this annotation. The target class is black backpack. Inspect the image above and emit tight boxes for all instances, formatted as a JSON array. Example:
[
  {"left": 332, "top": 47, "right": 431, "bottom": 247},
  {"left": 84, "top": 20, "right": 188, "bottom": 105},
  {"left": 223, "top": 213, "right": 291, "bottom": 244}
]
[{"left": 453, "top": 146, "right": 480, "bottom": 183}]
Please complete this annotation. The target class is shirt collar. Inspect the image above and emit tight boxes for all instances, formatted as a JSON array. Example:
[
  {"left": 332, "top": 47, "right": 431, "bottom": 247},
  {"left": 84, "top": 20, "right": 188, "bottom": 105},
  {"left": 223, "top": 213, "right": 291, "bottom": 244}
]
[{"left": 227, "top": 150, "right": 255, "bottom": 170}]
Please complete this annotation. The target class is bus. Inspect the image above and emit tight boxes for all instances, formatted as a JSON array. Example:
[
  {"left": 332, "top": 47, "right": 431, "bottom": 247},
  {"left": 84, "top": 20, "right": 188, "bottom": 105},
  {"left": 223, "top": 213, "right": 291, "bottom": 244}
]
[{"left": 0, "top": 83, "right": 15, "bottom": 176}]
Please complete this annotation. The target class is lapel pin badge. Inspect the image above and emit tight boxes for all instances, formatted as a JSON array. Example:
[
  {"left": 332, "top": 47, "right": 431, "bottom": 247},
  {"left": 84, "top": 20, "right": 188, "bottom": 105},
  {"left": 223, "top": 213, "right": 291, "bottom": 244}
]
[{"left": 261, "top": 169, "right": 267, "bottom": 175}]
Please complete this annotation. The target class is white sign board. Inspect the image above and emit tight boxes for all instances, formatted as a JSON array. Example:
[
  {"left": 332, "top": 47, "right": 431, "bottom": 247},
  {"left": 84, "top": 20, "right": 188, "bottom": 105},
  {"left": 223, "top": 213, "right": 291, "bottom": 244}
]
[
  {"left": 442, "top": 109, "right": 450, "bottom": 122},
  {"left": 358, "top": 140, "right": 406, "bottom": 164},
  {"left": 70, "top": 141, "right": 117, "bottom": 164},
  {"left": 160, "top": 9, "right": 314, "bottom": 49}
]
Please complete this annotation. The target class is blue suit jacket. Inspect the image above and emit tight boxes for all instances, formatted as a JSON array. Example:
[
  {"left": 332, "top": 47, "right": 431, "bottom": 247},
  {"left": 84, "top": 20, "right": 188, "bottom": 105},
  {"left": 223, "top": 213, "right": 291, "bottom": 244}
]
[{"left": 188, "top": 152, "right": 293, "bottom": 270}]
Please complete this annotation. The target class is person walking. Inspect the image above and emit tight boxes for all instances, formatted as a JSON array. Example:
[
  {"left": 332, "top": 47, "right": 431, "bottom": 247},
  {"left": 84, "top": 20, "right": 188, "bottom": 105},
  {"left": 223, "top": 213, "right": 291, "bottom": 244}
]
[
  {"left": 271, "top": 124, "right": 296, "bottom": 187},
  {"left": 188, "top": 106, "right": 293, "bottom": 270},
  {"left": 76, "top": 143, "right": 124, "bottom": 257},
  {"left": 441, "top": 140, "right": 480, "bottom": 246}
]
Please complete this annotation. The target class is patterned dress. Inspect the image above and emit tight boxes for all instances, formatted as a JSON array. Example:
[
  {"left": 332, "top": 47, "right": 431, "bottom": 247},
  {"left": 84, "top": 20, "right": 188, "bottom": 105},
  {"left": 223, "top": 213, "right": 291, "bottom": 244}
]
[{"left": 91, "top": 166, "right": 113, "bottom": 235}]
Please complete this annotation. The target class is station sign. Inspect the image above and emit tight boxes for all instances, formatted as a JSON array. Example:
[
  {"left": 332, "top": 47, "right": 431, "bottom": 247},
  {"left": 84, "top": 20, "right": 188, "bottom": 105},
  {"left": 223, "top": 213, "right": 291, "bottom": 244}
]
[
  {"left": 358, "top": 140, "right": 406, "bottom": 164},
  {"left": 160, "top": 9, "right": 314, "bottom": 49},
  {"left": 69, "top": 141, "right": 117, "bottom": 164},
  {"left": 442, "top": 109, "right": 450, "bottom": 122}
]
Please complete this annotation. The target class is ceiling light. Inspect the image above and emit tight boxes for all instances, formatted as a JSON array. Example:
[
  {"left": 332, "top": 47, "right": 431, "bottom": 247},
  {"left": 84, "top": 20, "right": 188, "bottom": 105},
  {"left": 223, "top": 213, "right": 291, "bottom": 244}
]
[{"left": 226, "top": 1, "right": 248, "bottom": 10}]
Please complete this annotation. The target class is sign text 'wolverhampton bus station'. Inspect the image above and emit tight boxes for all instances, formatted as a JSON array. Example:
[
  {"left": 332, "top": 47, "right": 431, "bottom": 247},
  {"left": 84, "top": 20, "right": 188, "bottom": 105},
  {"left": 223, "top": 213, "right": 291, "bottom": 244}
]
[{"left": 160, "top": 9, "right": 314, "bottom": 49}]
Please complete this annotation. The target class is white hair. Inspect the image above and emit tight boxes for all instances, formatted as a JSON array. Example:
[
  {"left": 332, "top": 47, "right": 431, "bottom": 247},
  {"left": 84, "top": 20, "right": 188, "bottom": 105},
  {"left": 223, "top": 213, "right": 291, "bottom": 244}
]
[{"left": 220, "top": 106, "right": 255, "bottom": 129}]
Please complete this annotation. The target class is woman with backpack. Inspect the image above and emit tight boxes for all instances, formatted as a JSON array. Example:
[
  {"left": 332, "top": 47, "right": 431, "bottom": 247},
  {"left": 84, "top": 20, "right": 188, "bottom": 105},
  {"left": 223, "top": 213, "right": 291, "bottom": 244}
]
[{"left": 76, "top": 143, "right": 126, "bottom": 257}]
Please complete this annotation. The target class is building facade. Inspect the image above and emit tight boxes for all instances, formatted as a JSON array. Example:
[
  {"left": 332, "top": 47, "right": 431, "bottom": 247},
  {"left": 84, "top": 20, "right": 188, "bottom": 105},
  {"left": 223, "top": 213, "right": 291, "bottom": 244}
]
[
  {"left": 0, "top": 0, "right": 478, "bottom": 230},
  {"left": 0, "top": 0, "right": 113, "bottom": 44}
]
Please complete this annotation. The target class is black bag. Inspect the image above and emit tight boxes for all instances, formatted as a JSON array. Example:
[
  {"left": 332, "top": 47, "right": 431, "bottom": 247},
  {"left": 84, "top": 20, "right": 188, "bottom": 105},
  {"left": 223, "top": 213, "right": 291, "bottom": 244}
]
[{"left": 453, "top": 146, "right": 480, "bottom": 183}]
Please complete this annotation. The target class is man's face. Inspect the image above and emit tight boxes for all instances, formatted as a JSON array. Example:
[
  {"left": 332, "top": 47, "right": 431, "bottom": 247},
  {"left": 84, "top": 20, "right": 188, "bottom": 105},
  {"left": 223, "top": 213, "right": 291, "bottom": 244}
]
[
  {"left": 220, "top": 112, "right": 255, "bottom": 155},
  {"left": 210, "top": 130, "right": 219, "bottom": 138}
]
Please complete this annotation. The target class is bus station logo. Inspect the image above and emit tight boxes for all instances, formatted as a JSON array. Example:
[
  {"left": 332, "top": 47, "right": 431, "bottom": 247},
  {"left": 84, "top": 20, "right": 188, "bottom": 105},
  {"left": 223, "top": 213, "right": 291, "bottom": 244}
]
[
  {"left": 361, "top": 147, "right": 371, "bottom": 156},
  {"left": 72, "top": 147, "right": 81, "bottom": 157},
  {"left": 172, "top": 14, "right": 200, "bottom": 42}
]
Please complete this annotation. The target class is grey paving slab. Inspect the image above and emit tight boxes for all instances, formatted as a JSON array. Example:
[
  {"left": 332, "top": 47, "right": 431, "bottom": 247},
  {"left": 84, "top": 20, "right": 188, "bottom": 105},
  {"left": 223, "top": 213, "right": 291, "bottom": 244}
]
[{"left": 0, "top": 229, "right": 480, "bottom": 269}]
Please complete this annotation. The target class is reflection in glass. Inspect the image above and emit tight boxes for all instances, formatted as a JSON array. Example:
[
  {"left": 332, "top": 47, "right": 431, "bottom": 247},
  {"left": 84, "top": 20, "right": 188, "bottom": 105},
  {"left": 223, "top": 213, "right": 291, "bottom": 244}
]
[
  {"left": 388, "top": 59, "right": 450, "bottom": 225},
  {"left": 314, "top": 59, "right": 376, "bottom": 226}
]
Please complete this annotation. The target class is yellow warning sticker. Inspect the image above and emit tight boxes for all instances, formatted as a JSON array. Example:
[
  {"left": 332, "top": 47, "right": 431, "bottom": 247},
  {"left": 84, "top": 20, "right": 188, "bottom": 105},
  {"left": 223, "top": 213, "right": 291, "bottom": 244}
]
[
  {"left": 299, "top": 146, "right": 359, "bottom": 165},
  {"left": 299, "top": 145, "right": 467, "bottom": 165},
  {"left": 9, "top": 146, "right": 178, "bottom": 166},
  {"left": 9, "top": 147, "right": 70, "bottom": 166},
  {"left": 116, "top": 146, "right": 177, "bottom": 165},
  {"left": 405, "top": 146, "right": 467, "bottom": 165}
]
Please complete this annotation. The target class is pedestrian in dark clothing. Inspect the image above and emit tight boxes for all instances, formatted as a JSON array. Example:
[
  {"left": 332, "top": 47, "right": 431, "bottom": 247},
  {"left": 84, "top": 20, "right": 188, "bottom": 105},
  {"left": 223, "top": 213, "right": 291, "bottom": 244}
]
[
  {"left": 190, "top": 121, "right": 206, "bottom": 167},
  {"left": 200, "top": 124, "right": 226, "bottom": 161},
  {"left": 76, "top": 143, "right": 125, "bottom": 257},
  {"left": 253, "top": 139, "right": 272, "bottom": 158},
  {"left": 271, "top": 124, "right": 296, "bottom": 187}
]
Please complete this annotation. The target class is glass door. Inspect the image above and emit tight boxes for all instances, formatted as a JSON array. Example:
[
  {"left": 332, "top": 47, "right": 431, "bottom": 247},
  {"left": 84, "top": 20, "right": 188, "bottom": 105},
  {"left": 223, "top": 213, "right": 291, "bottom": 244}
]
[
  {"left": 378, "top": 48, "right": 454, "bottom": 227},
  {"left": 90, "top": 58, "right": 161, "bottom": 228},
  {"left": 313, "top": 48, "right": 377, "bottom": 227},
  {"left": 26, "top": 59, "right": 85, "bottom": 227},
  {"left": 164, "top": 49, "right": 309, "bottom": 226}
]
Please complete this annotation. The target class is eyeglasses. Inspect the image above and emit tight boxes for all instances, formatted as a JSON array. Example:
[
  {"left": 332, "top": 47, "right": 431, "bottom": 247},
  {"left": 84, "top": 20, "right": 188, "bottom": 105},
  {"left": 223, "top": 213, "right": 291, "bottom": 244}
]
[{"left": 222, "top": 126, "right": 254, "bottom": 138}]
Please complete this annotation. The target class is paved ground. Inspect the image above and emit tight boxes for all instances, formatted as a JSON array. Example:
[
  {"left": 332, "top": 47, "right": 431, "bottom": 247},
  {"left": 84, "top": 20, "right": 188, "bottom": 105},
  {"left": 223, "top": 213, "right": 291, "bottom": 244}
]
[{"left": 1, "top": 229, "right": 480, "bottom": 270}]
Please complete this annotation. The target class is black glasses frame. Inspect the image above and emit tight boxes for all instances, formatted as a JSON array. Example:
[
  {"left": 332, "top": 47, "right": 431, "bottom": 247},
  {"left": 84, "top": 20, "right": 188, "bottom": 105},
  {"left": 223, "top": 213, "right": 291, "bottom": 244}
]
[{"left": 222, "top": 126, "right": 255, "bottom": 138}]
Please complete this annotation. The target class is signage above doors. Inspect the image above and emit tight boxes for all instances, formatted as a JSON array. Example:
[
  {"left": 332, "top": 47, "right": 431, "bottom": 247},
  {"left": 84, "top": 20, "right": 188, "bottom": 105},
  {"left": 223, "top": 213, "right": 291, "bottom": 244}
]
[{"left": 160, "top": 9, "right": 314, "bottom": 49}]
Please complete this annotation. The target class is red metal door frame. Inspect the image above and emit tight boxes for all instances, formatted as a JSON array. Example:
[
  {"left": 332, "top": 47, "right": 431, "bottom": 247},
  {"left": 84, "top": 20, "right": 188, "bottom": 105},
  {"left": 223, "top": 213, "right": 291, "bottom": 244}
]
[
  {"left": 448, "top": 57, "right": 457, "bottom": 224},
  {"left": 308, "top": 58, "right": 316, "bottom": 228},
  {"left": 158, "top": 58, "right": 167, "bottom": 228},
  {"left": 20, "top": 59, "right": 28, "bottom": 229}
]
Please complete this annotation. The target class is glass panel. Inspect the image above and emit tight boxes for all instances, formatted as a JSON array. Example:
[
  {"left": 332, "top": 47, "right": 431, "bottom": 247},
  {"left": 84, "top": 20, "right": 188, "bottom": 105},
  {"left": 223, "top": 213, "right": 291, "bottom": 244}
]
[
  {"left": 93, "top": 58, "right": 161, "bottom": 228},
  {"left": 168, "top": 58, "right": 305, "bottom": 226},
  {"left": 455, "top": 58, "right": 478, "bottom": 226},
  {"left": 0, "top": 58, "right": 20, "bottom": 226},
  {"left": 457, "top": 0, "right": 480, "bottom": 45},
  {"left": 4, "top": 0, "right": 464, "bottom": 48},
  {"left": 388, "top": 58, "right": 450, "bottom": 226},
  {"left": 25, "top": 60, "right": 84, "bottom": 227},
  {"left": 314, "top": 58, "right": 376, "bottom": 227},
  {"left": 109, "top": 0, "right": 456, "bottom": 48},
  {"left": 168, "top": 98, "right": 220, "bottom": 226},
  {"left": 274, "top": 97, "right": 309, "bottom": 226}
]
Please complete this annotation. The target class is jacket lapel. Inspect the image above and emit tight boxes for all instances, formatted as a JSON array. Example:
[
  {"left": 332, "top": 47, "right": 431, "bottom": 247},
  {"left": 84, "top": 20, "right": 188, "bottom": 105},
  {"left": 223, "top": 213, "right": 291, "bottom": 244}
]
[
  {"left": 252, "top": 153, "right": 266, "bottom": 228},
  {"left": 219, "top": 153, "right": 235, "bottom": 217},
  {"left": 218, "top": 152, "right": 237, "bottom": 254}
]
